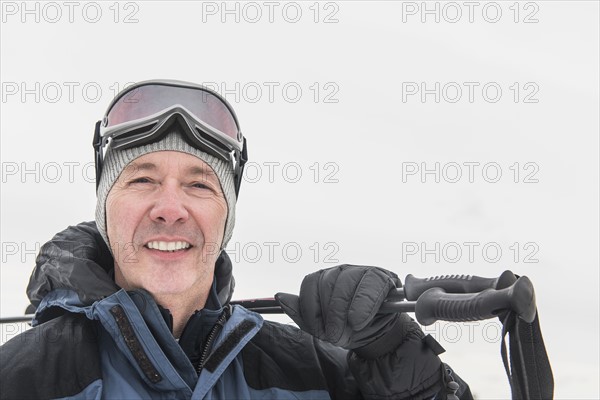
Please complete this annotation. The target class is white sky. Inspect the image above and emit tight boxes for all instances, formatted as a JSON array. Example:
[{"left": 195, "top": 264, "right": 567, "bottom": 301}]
[{"left": 1, "top": 1, "right": 598, "bottom": 399}]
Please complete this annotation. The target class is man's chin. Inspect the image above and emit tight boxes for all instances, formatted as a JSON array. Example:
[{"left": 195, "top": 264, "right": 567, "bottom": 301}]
[{"left": 136, "top": 278, "right": 196, "bottom": 298}]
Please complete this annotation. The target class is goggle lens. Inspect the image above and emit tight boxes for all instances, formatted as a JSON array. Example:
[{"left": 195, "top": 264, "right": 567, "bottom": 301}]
[{"left": 105, "top": 84, "right": 239, "bottom": 140}]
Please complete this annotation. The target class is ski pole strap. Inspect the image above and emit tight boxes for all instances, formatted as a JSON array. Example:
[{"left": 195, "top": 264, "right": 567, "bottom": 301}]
[{"left": 500, "top": 311, "right": 554, "bottom": 400}]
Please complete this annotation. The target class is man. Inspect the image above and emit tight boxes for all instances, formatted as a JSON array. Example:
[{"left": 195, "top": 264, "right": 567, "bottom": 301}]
[{"left": 0, "top": 80, "right": 472, "bottom": 399}]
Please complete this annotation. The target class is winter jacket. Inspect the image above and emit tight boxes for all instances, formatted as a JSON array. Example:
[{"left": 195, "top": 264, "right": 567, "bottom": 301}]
[{"left": 0, "top": 222, "right": 473, "bottom": 399}]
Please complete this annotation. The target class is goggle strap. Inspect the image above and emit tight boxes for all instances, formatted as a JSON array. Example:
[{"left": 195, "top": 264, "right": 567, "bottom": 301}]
[
  {"left": 234, "top": 138, "right": 248, "bottom": 197},
  {"left": 93, "top": 120, "right": 103, "bottom": 192}
]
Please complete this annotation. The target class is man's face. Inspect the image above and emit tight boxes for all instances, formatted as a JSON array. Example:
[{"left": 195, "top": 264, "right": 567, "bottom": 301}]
[{"left": 105, "top": 151, "right": 228, "bottom": 298}]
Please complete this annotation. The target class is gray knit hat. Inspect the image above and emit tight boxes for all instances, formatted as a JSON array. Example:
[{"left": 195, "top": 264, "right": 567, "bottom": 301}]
[{"left": 95, "top": 129, "right": 236, "bottom": 251}]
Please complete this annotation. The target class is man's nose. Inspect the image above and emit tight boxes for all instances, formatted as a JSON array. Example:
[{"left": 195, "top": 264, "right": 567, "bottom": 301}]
[{"left": 149, "top": 184, "right": 189, "bottom": 224}]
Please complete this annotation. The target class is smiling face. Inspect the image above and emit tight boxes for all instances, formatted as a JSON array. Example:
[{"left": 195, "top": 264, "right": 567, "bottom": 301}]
[{"left": 105, "top": 151, "right": 228, "bottom": 299}]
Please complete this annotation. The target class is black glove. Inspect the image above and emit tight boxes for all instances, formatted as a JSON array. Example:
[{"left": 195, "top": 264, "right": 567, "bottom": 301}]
[
  {"left": 276, "top": 265, "right": 473, "bottom": 399},
  {"left": 276, "top": 264, "right": 416, "bottom": 358}
]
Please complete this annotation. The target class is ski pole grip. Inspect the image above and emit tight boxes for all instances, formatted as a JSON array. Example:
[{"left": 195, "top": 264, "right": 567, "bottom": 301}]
[
  {"left": 415, "top": 276, "right": 536, "bottom": 325},
  {"left": 404, "top": 270, "right": 517, "bottom": 301}
]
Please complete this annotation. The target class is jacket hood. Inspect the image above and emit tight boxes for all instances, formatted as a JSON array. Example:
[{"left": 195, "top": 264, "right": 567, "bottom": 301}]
[{"left": 26, "top": 221, "right": 235, "bottom": 316}]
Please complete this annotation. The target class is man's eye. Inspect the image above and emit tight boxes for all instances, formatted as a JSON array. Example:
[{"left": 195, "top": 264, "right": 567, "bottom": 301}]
[
  {"left": 130, "top": 177, "right": 152, "bottom": 184},
  {"left": 191, "top": 182, "right": 210, "bottom": 189}
]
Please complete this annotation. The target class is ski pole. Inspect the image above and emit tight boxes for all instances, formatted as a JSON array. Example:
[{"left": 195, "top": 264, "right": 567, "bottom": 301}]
[
  {"left": 401, "top": 269, "right": 519, "bottom": 300},
  {"left": 387, "top": 275, "right": 536, "bottom": 325},
  {"left": 0, "top": 271, "right": 535, "bottom": 325},
  {"left": 0, "top": 315, "right": 34, "bottom": 324},
  {"left": 336, "top": 269, "right": 519, "bottom": 302},
  {"left": 234, "top": 271, "right": 537, "bottom": 324}
]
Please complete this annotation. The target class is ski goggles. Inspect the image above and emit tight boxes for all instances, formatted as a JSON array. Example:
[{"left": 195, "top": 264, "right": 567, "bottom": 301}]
[{"left": 93, "top": 79, "right": 247, "bottom": 195}]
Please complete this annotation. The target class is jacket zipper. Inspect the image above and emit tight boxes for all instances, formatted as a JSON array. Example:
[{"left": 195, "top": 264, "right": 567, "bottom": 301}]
[{"left": 195, "top": 306, "right": 230, "bottom": 375}]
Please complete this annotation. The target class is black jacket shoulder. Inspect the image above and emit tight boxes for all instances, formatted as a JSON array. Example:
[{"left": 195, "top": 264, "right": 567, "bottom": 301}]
[{"left": 0, "top": 314, "right": 101, "bottom": 399}]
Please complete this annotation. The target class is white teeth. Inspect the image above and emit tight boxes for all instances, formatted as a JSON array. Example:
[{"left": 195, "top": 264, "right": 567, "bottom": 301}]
[{"left": 146, "top": 241, "right": 191, "bottom": 252}]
